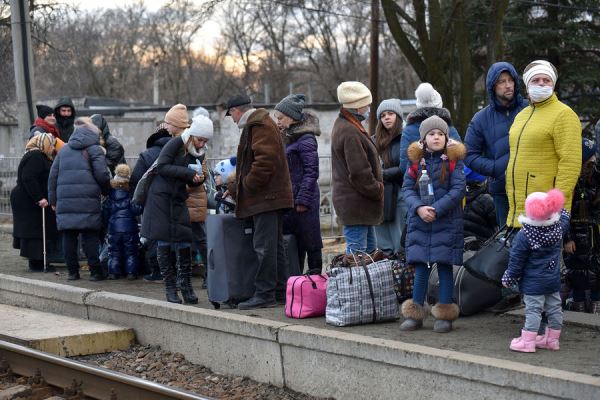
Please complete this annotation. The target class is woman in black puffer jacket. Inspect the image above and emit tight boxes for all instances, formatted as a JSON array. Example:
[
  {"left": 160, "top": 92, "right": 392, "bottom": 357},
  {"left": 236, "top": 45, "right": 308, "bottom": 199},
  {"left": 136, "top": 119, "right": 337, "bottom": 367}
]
[{"left": 140, "top": 116, "right": 211, "bottom": 305}]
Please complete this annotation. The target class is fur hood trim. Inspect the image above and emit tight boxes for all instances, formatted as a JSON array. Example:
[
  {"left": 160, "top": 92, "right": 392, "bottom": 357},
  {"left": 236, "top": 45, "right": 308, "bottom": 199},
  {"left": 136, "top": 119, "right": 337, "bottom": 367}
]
[
  {"left": 401, "top": 299, "right": 430, "bottom": 321},
  {"left": 284, "top": 111, "right": 321, "bottom": 144},
  {"left": 406, "top": 140, "right": 466, "bottom": 164},
  {"left": 431, "top": 303, "right": 460, "bottom": 321},
  {"left": 406, "top": 107, "right": 453, "bottom": 126}
]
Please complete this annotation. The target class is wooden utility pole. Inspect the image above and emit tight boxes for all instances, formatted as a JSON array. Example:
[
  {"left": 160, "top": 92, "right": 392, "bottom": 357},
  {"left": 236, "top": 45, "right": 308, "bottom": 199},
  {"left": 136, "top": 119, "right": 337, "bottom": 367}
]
[
  {"left": 11, "top": 0, "right": 35, "bottom": 138},
  {"left": 368, "top": 0, "right": 380, "bottom": 135}
]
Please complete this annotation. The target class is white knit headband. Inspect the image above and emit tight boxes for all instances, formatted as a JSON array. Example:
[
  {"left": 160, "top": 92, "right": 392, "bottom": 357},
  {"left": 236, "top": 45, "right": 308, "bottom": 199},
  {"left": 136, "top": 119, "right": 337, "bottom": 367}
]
[{"left": 523, "top": 62, "right": 557, "bottom": 87}]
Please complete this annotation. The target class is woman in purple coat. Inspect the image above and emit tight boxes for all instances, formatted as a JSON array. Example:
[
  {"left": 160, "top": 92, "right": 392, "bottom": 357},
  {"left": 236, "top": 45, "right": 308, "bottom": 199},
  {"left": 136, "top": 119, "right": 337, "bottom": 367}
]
[{"left": 274, "top": 94, "right": 323, "bottom": 274}]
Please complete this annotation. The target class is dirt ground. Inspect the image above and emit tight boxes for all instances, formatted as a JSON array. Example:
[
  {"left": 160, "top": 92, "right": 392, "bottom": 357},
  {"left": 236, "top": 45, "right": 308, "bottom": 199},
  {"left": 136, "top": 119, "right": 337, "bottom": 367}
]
[{"left": 1, "top": 232, "right": 599, "bottom": 377}]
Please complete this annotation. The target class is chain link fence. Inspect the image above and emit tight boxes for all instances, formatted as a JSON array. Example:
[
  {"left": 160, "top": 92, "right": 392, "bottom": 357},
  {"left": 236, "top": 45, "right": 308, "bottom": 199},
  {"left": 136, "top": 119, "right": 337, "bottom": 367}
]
[{"left": 0, "top": 155, "right": 342, "bottom": 239}]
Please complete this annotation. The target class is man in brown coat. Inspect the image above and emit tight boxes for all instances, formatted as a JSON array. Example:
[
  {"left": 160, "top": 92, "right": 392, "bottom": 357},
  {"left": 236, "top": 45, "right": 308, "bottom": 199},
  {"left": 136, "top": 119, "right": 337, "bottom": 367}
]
[
  {"left": 226, "top": 94, "right": 294, "bottom": 309},
  {"left": 331, "top": 82, "right": 384, "bottom": 254}
]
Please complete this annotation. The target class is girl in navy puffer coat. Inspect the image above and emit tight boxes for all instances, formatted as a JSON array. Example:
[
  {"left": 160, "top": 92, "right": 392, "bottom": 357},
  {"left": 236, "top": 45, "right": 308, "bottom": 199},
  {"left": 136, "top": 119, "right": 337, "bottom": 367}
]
[
  {"left": 502, "top": 189, "right": 569, "bottom": 353},
  {"left": 400, "top": 115, "right": 466, "bottom": 334},
  {"left": 103, "top": 164, "right": 143, "bottom": 279}
]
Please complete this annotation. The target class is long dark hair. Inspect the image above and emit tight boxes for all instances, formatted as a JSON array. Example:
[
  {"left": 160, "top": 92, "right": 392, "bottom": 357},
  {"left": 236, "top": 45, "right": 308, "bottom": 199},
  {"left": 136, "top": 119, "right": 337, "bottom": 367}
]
[{"left": 375, "top": 116, "right": 402, "bottom": 167}]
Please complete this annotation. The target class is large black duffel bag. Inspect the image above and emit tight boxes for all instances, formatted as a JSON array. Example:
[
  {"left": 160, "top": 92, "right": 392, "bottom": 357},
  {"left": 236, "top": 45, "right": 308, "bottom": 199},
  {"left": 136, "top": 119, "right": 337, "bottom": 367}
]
[{"left": 427, "top": 264, "right": 502, "bottom": 316}]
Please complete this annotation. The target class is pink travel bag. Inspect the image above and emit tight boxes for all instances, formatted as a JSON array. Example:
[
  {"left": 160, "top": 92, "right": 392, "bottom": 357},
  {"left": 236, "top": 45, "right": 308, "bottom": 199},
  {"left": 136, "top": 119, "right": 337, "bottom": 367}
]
[{"left": 285, "top": 274, "right": 328, "bottom": 319}]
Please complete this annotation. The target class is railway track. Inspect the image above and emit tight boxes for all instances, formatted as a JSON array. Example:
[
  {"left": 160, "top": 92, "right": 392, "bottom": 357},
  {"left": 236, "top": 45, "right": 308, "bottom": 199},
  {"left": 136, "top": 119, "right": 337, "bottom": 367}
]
[{"left": 0, "top": 340, "right": 213, "bottom": 400}]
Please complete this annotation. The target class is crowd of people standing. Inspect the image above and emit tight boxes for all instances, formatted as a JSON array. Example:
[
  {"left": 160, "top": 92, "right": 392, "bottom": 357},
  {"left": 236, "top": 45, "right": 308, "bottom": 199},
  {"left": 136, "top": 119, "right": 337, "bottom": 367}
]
[{"left": 9, "top": 59, "right": 599, "bottom": 349}]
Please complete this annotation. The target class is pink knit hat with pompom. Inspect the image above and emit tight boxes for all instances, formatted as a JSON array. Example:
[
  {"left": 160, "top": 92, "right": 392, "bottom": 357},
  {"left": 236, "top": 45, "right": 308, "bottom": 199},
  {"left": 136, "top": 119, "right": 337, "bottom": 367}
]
[{"left": 519, "top": 189, "right": 565, "bottom": 226}]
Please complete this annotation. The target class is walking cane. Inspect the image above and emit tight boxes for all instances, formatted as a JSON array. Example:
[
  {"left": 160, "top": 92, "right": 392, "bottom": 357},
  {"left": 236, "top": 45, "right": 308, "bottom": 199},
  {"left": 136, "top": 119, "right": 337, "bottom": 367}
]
[{"left": 42, "top": 206, "right": 47, "bottom": 273}]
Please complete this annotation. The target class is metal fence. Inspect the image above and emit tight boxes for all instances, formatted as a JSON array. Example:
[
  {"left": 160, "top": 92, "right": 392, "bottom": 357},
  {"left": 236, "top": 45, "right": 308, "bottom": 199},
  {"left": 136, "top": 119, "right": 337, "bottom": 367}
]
[{"left": 0, "top": 155, "right": 342, "bottom": 239}]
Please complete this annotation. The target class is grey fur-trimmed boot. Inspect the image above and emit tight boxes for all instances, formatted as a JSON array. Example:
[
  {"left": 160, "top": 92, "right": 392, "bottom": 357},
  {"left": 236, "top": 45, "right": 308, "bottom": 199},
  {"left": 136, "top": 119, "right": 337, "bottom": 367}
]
[
  {"left": 431, "top": 303, "right": 460, "bottom": 333},
  {"left": 399, "top": 299, "right": 429, "bottom": 331}
]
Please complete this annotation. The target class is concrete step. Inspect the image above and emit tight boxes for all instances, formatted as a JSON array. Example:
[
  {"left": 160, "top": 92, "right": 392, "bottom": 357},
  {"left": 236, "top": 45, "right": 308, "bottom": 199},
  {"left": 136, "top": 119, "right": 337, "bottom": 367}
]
[{"left": 0, "top": 304, "right": 134, "bottom": 357}]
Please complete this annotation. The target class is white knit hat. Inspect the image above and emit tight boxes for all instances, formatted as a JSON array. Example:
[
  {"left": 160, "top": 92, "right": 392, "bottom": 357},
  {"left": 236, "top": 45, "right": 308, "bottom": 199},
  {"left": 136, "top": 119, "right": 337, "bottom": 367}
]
[
  {"left": 523, "top": 60, "right": 558, "bottom": 87},
  {"left": 337, "top": 81, "right": 372, "bottom": 109},
  {"left": 184, "top": 115, "right": 213, "bottom": 140},
  {"left": 415, "top": 83, "right": 443, "bottom": 109}
]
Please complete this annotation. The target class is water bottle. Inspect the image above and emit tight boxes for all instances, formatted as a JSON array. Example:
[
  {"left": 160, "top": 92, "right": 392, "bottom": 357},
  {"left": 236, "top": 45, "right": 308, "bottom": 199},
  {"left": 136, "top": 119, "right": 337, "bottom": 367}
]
[{"left": 418, "top": 169, "right": 434, "bottom": 205}]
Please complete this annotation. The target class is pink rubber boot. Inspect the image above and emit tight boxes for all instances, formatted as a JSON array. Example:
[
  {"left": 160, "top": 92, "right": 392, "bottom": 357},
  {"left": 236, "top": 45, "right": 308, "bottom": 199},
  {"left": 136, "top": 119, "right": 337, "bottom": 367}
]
[
  {"left": 510, "top": 330, "right": 537, "bottom": 353},
  {"left": 535, "top": 328, "right": 561, "bottom": 350}
]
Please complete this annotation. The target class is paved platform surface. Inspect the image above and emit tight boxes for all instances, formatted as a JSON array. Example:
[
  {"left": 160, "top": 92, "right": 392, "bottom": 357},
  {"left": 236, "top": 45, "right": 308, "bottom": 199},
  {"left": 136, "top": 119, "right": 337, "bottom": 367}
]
[
  {"left": 0, "top": 231, "right": 599, "bottom": 378},
  {"left": 0, "top": 304, "right": 134, "bottom": 356}
]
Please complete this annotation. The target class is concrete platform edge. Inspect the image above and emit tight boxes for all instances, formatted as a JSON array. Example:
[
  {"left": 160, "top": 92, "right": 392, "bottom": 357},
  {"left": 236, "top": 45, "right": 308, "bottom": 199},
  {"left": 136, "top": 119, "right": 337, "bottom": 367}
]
[{"left": 1, "top": 274, "right": 599, "bottom": 400}]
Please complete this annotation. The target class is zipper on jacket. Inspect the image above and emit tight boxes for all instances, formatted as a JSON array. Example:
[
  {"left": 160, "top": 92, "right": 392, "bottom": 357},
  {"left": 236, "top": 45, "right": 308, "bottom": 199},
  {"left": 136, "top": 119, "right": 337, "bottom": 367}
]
[{"left": 509, "top": 105, "right": 536, "bottom": 226}]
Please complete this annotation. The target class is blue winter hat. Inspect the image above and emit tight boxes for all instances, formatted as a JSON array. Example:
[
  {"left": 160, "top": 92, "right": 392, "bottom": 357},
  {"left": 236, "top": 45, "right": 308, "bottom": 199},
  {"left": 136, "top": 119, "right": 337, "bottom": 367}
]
[
  {"left": 582, "top": 138, "right": 596, "bottom": 163},
  {"left": 376, "top": 98, "right": 403, "bottom": 121},
  {"left": 464, "top": 166, "right": 486, "bottom": 183}
]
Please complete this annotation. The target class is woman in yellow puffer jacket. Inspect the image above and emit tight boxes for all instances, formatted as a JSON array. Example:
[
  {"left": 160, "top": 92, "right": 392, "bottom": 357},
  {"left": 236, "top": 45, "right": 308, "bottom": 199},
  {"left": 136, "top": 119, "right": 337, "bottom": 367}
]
[{"left": 506, "top": 60, "right": 581, "bottom": 228}]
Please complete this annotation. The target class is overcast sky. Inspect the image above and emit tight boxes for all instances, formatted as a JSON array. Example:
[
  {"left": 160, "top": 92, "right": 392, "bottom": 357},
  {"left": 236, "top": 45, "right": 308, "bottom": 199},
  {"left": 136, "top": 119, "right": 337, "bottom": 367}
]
[{"left": 72, "top": 0, "right": 221, "bottom": 53}]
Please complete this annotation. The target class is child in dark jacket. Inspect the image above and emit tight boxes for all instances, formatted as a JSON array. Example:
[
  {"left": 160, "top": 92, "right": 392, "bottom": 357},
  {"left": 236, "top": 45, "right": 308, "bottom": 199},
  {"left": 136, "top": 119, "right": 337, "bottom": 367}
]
[
  {"left": 502, "top": 189, "right": 569, "bottom": 353},
  {"left": 563, "top": 138, "right": 600, "bottom": 314},
  {"left": 400, "top": 115, "right": 466, "bottom": 334},
  {"left": 103, "top": 164, "right": 143, "bottom": 279}
]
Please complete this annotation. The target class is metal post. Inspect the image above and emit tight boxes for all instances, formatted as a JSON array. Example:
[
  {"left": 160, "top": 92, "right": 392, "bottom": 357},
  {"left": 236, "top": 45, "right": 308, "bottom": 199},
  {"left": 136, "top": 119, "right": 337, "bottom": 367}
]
[
  {"left": 264, "top": 83, "right": 270, "bottom": 104},
  {"left": 307, "top": 82, "right": 313, "bottom": 104},
  {"left": 288, "top": 82, "right": 294, "bottom": 95},
  {"left": 11, "top": 0, "right": 35, "bottom": 139},
  {"left": 368, "top": 0, "right": 380, "bottom": 135},
  {"left": 153, "top": 61, "right": 159, "bottom": 105}
]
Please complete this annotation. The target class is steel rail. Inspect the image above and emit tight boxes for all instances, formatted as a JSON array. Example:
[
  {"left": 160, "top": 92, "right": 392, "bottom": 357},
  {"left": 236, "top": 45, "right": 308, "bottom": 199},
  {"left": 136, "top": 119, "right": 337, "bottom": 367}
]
[{"left": 0, "top": 339, "right": 213, "bottom": 400}]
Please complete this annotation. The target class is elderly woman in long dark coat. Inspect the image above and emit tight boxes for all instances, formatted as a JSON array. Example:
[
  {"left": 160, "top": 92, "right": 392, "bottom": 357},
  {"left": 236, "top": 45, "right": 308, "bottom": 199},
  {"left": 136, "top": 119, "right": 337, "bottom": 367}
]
[
  {"left": 274, "top": 94, "right": 323, "bottom": 274},
  {"left": 140, "top": 115, "right": 208, "bottom": 305},
  {"left": 11, "top": 133, "right": 60, "bottom": 271}
]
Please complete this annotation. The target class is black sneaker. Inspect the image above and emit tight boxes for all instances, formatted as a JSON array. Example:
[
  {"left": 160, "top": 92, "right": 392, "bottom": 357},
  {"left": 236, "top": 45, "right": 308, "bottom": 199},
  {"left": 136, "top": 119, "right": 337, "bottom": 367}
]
[
  {"left": 237, "top": 296, "right": 277, "bottom": 310},
  {"left": 127, "top": 273, "right": 137, "bottom": 281},
  {"left": 90, "top": 273, "right": 106, "bottom": 282},
  {"left": 143, "top": 272, "right": 164, "bottom": 282},
  {"left": 108, "top": 274, "right": 119, "bottom": 280},
  {"left": 67, "top": 272, "right": 80, "bottom": 281}
]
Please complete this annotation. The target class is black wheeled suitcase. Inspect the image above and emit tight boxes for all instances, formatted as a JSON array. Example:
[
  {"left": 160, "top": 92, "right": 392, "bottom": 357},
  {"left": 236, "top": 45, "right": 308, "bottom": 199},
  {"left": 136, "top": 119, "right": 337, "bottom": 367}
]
[{"left": 207, "top": 214, "right": 300, "bottom": 309}]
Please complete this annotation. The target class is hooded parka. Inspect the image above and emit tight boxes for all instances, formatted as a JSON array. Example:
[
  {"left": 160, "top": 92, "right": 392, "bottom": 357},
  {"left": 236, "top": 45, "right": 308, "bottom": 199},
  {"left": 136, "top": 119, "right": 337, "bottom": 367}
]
[
  {"left": 464, "top": 62, "right": 528, "bottom": 196},
  {"left": 53, "top": 97, "right": 76, "bottom": 143},
  {"left": 48, "top": 125, "right": 111, "bottom": 231},
  {"left": 402, "top": 142, "right": 466, "bottom": 266}
]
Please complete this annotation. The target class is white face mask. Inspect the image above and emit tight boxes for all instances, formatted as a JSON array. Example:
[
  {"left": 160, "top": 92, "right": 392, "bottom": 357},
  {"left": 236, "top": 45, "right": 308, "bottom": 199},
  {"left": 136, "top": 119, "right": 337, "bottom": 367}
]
[{"left": 527, "top": 85, "right": 553, "bottom": 103}]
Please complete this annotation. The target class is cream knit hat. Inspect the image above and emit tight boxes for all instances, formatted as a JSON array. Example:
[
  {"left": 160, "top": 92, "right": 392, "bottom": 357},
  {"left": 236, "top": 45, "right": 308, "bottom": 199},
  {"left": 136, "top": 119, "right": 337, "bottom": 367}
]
[
  {"left": 337, "top": 81, "right": 372, "bottom": 109},
  {"left": 415, "top": 83, "right": 443, "bottom": 109},
  {"left": 164, "top": 104, "right": 190, "bottom": 129}
]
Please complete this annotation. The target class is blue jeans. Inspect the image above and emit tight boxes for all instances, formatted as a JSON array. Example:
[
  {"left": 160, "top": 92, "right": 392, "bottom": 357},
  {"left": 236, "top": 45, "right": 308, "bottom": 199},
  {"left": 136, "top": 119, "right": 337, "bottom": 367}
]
[
  {"left": 375, "top": 194, "right": 408, "bottom": 255},
  {"left": 523, "top": 292, "right": 563, "bottom": 332},
  {"left": 492, "top": 193, "right": 509, "bottom": 227},
  {"left": 412, "top": 263, "right": 453, "bottom": 305},
  {"left": 343, "top": 225, "right": 376, "bottom": 254}
]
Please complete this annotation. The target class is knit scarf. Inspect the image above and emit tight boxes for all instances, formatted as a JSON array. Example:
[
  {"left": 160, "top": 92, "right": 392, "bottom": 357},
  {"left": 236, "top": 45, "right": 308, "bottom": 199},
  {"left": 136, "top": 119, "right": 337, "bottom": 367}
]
[
  {"left": 33, "top": 118, "right": 60, "bottom": 138},
  {"left": 340, "top": 108, "right": 368, "bottom": 137}
]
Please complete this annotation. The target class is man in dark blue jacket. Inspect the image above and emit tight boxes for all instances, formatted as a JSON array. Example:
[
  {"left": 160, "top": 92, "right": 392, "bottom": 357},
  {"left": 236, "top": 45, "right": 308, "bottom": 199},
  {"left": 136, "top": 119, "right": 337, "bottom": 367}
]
[{"left": 464, "top": 62, "right": 527, "bottom": 227}]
